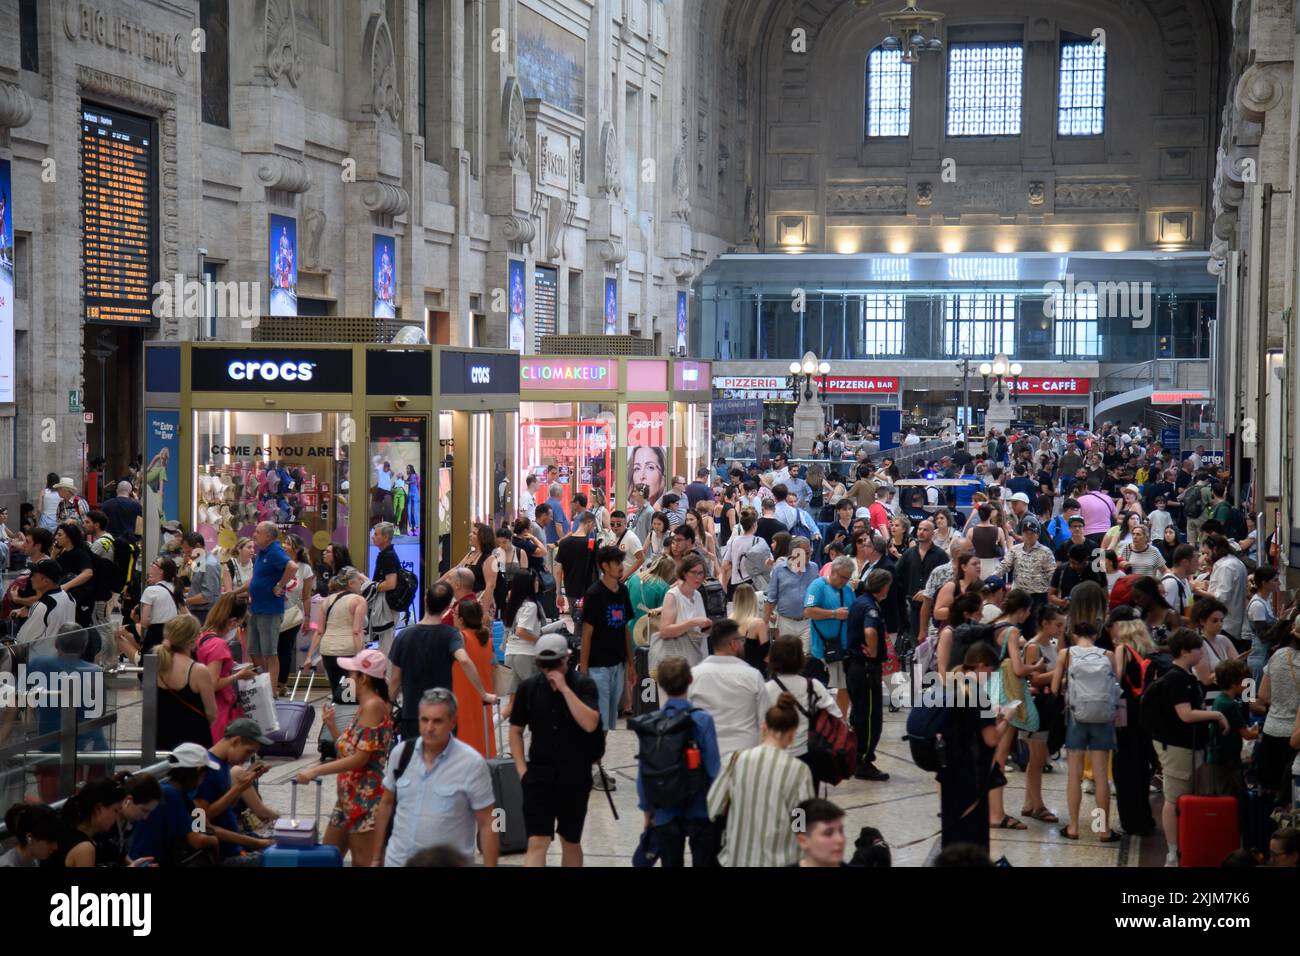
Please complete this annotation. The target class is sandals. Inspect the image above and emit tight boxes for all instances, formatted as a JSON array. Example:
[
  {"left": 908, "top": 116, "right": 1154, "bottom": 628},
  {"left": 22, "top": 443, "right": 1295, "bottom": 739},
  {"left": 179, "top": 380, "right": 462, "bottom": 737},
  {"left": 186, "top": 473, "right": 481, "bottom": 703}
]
[
  {"left": 1022, "top": 806, "right": 1060, "bottom": 823},
  {"left": 1098, "top": 832, "right": 1122, "bottom": 843},
  {"left": 995, "top": 815, "right": 1028, "bottom": 830},
  {"left": 1058, "top": 826, "right": 1079, "bottom": 840}
]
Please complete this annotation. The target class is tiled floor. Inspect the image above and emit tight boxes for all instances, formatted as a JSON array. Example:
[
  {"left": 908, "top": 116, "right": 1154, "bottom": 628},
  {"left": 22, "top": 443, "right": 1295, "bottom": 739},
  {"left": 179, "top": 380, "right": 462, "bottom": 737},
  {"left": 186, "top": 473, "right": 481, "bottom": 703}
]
[{"left": 98, "top": 677, "right": 1163, "bottom": 867}]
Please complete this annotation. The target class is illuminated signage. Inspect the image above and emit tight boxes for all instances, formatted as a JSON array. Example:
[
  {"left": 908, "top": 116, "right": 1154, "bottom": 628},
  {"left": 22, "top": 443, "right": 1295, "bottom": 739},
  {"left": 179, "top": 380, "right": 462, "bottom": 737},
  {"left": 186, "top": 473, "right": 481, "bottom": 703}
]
[
  {"left": 191, "top": 348, "right": 353, "bottom": 393},
  {"left": 674, "top": 361, "right": 710, "bottom": 391},
  {"left": 520, "top": 359, "right": 616, "bottom": 389},
  {"left": 439, "top": 351, "right": 518, "bottom": 394},
  {"left": 1009, "top": 378, "right": 1091, "bottom": 396},
  {"left": 1152, "top": 390, "right": 1209, "bottom": 404},
  {"left": 81, "top": 104, "right": 158, "bottom": 326},
  {"left": 713, "top": 376, "right": 789, "bottom": 390},
  {"left": 822, "top": 377, "right": 900, "bottom": 394},
  {"left": 228, "top": 360, "right": 316, "bottom": 383},
  {"left": 470, "top": 365, "right": 491, "bottom": 384}
]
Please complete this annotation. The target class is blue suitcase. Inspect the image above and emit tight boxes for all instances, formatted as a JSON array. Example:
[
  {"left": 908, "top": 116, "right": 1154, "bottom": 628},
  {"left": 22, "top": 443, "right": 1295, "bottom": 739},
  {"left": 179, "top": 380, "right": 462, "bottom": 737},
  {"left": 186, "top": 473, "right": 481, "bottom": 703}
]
[{"left": 262, "top": 780, "right": 343, "bottom": 868}]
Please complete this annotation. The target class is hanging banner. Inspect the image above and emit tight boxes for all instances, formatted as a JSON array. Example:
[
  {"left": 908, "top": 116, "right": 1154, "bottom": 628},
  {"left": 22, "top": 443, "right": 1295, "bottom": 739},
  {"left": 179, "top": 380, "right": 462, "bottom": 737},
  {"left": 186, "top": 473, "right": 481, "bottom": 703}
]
[
  {"left": 508, "top": 259, "right": 526, "bottom": 352},
  {"left": 373, "top": 235, "right": 396, "bottom": 318},
  {"left": 604, "top": 277, "right": 618, "bottom": 335},
  {"left": 144, "top": 409, "right": 179, "bottom": 559},
  {"left": 268, "top": 214, "right": 297, "bottom": 316},
  {"left": 675, "top": 290, "right": 688, "bottom": 353},
  {"left": 0, "top": 160, "right": 13, "bottom": 402},
  {"left": 626, "top": 403, "right": 667, "bottom": 447}
]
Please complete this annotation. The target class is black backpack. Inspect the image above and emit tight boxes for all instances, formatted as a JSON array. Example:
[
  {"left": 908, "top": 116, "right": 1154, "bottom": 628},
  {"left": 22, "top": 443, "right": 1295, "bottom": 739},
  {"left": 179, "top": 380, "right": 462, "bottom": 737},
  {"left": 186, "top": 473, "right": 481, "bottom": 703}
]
[
  {"left": 113, "top": 535, "right": 141, "bottom": 599},
  {"left": 385, "top": 567, "right": 419, "bottom": 613},
  {"left": 91, "top": 547, "right": 124, "bottom": 602},
  {"left": 905, "top": 698, "right": 952, "bottom": 772},
  {"left": 948, "top": 622, "right": 1007, "bottom": 671},
  {"left": 1222, "top": 506, "right": 1248, "bottom": 541},
  {"left": 629, "top": 706, "right": 706, "bottom": 809},
  {"left": 700, "top": 578, "right": 727, "bottom": 620}
]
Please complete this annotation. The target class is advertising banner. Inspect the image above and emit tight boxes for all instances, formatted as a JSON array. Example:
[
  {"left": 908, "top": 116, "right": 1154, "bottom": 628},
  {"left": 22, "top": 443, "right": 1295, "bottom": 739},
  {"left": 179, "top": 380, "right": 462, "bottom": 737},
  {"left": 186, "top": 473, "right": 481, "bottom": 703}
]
[
  {"left": 676, "top": 290, "right": 688, "bottom": 353},
  {"left": 0, "top": 160, "right": 12, "bottom": 402},
  {"left": 268, "top": 214, "right": 297, "bottom": 317},
  {"left": 373, "top": 235, "right": 396, "bottom": 319},
  {"left": 144, "top": 409, "right": 179, "bottom": 559},
  {"left": 604, "top": 277, "right": 618, "bottom": 335},
  {"left": 508, "top": 259, "right": 526, "bottom": 351}
]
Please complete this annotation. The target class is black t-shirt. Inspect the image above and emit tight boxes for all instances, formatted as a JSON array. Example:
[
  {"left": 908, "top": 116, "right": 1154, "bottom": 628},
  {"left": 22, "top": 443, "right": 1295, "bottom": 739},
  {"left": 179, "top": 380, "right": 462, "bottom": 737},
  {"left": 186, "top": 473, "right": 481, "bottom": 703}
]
[
  {"left": 41, "top": 824, "right": 93, "bottom": 869},
  {"left": 373, "top": 545, "right": 401, "bottom": 585},
  {"left": 1051, "top": 563, "right": 1104, "bottom": 598},
  {"left": 389, "top": 623, "right": 464, "bottom": 731},
  {"left": 511, "top": 668, "right": 600, "bottom": 774},
  {"left": 100, "top": 495, "right": 142, "bottom": 538},
  {"left": 1152, "top": 665, "right": 1205, "bottom": 749},
  {"left": 581, "top": 580, "right": 634, "bottom": 669},
  {"left": 756, "top": 516, "right": 785, "bottom": 547},
  {"left": 952, "top": 450, "right": 973, "bottom": 469},
  {"left": 556, "top": 535, "right": 596, "bottom": 599},
  {"left": 513, "top": 535, "right": 545, "bottom": 573},
  {"left": 57, "top": 545, "right": 94, "bottom": 606}
]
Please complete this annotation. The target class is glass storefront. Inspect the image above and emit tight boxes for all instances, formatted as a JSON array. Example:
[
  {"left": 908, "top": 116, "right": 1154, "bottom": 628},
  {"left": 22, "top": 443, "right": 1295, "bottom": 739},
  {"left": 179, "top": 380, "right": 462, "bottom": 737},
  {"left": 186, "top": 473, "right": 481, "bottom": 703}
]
[
  {"left": 194, "top": 409, "right": 350, "bottom": 555},
  {"left": 367, "top": 414, "right": 428, "bottom": 601}
]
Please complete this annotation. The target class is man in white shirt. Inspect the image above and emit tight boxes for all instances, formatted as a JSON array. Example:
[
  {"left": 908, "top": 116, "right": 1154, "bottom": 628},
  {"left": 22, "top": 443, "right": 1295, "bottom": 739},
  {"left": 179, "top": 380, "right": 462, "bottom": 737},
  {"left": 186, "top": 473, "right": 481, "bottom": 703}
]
[
  {"left": 606, "top": 510, "right": 643, "bottom": 579},
  {"left": 687, "top": 619, "right": 767, "bottom": 759},
  {"left": 1194, "top": 533, "right": 1249, "bottom": 642},
  {"left": 16, "top": 560, "right": 77, "bottom": 646},
  {"left": 519, "top": 474, "right": 539, "bottom": 521},
  {"left": 903, "top": 429, "right": 921, "bottom": 446},
  {"left": 1160, "top": 543, "right": 1195, "bottom": 622}
]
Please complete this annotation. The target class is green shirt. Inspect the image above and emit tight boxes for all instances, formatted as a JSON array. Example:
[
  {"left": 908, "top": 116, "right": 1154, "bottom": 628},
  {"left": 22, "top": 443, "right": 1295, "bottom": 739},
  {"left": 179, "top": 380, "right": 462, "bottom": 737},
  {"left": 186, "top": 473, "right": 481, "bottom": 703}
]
[{"left": 1207, "top": 693, "right": 1246, "bottom": 764}]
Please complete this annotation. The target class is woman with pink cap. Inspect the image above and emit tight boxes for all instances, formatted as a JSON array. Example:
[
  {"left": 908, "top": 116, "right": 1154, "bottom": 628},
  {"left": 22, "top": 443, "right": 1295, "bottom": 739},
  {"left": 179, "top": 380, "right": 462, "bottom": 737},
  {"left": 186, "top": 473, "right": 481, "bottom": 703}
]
[{"left": 295, "top": 648, "right": 394, "bottom": 865}]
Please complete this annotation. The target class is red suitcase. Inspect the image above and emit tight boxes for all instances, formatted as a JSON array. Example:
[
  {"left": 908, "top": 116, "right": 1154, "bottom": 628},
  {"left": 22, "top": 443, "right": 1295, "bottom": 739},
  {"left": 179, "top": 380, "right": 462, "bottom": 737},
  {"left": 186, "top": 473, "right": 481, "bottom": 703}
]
[{"left": 1177, "top": 751, "right": 1239, "bottom": 867}]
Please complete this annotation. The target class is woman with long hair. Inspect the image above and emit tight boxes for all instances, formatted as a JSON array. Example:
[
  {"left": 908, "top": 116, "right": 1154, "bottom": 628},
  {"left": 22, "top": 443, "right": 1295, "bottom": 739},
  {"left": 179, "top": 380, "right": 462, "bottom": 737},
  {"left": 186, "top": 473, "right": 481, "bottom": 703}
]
[
  {"left": 1101, "top": 510, "right": 1136, "bottom": 554},
  {"left": 38, "top": 472, "right": 61, "bottom": 531},
  {"left": 452, "top": 598, "right": 496, "bottom": 757},
  {"left": 645, "top": 512, "right": 671, "bottom": 561},
  {"left": 1155, "top": 523, "right": 1181, "bottom": 564},
  {"left": 1245, "top": 566, "right": 1279, "bottom": 686},
  {"left": 933, "top": 553, "right": 983, "bottom": 634},
  {"left": 1254, "top": 617, "right": 1300, "bottom": 803},
  {"left": 684, "top": 509, "right": 718, "bottom": 570},
  {"left": 443, "top": 523, "right": 499, "bottom": 621},
  {"left": 987, "top": 590, "right": 1038, "bottom": 832},
  {"left": 628, "top": 553, "right": 676, "bottom": 651},
  {"left": 276, "top": 535, "right": 315, "bottom": 695},
  {"left": 195, "top": 592, "right": 254, "bottom": 739},
  {"left": 315, "top": 542, "right": 356, "bottom": 597},
  {"left": 94, "top": 771, "right": 164, "bottom": 867},
  {"left": 220, "top": 537, "right": 256, "bottom": 595},
  {"left": 765, "top": 635, "right": 842, "bottom": 774},
  {"left": 1111, "top": 618, "right": 1159, "bottom": 836},
  {"left": 502, "top": 567, "right": 546, "bottom": 703},
  {"left": 53, "top": 778, "right": 127, "bottom": 868},
  {"left": 295, "top": 648, "right": 393, "bottom": 866},
  {"left": 1050, "top": 621, "right": 1120, "bottom": 842},
  {"left": 306, "top": 568, "right": 369, "bottom": 702},
  {"left": 730, "top": 582, "right": 769, "bottom": 674},
  {"left": 935, "top": 591, "right": 985, "bottom": 677},
  {"left": 628, "top": 445, "right": 667, "bottom": 507},
  {"left": 1065, "top": 580, "right": 1108, "bottom": 648},
  {"left": 769, "top": 531, "right": 793, "bottom": 573},
  {"left": 156, "top": 615, "right": 217, "bottom": 752},
  {"left": 139, "top": 555, "right": 187, "bottom": 655},
  {"left": 931, "top": 507, "right": 959, "bottom": 551},
  {"left": 706, "top": 692, "right": 816, "bottom": 867},
  {"left": 887, "top": 514, "right": 911, "bottom": 562}
]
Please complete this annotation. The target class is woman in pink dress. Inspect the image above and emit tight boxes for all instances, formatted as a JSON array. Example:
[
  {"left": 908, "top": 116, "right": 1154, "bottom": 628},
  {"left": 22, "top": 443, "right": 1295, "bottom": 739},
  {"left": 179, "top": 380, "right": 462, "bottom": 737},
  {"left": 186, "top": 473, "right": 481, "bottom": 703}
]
[{"left": 195, "top": 593, "right": 253, "bottom": 740}]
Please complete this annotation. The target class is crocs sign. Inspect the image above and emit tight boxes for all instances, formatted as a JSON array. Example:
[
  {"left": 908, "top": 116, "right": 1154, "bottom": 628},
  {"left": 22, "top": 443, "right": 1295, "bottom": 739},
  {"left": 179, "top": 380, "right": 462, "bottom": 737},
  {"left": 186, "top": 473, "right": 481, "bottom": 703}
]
[
  {"left": 227, "top": 360, "right": 316, "bottom": 383},
  {"left": 190, "top": 348, "right": 353, "bottom": 392}
]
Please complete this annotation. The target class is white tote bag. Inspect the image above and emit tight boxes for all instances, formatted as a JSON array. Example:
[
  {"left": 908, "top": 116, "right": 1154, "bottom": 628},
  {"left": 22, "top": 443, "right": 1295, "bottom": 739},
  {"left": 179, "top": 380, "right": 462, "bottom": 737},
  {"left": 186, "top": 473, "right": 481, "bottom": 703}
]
[{"left": 236, "top": 672, "right": 280, "bottom": 733}]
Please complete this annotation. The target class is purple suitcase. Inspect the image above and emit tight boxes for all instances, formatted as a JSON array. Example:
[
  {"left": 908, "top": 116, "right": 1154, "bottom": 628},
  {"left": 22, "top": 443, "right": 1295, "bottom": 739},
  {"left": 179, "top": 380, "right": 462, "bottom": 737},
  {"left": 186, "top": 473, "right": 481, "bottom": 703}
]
[
  {"left": 263, "top": 780, "right": 343, "bottom": 867},
  {"left": 262, "top": 671, "right": 315, "bottom": 759}
]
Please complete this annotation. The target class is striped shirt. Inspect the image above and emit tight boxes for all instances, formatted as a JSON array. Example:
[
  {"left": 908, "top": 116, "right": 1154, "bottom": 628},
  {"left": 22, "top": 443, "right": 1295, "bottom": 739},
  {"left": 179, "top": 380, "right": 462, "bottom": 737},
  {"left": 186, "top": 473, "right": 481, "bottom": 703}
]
[
  {"left": 1119, "top": 542, "right": 1166, "bottom": 578},
  {"left": 706, "top": 743, "right": 815, "bottom": 867}
]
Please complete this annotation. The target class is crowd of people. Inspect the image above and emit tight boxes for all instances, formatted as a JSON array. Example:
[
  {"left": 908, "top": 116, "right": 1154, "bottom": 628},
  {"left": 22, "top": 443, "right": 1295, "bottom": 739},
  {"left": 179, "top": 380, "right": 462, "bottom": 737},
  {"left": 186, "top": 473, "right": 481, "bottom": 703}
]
[{"left": 4, "top": 420, "right": 1299, "bottom": 868}]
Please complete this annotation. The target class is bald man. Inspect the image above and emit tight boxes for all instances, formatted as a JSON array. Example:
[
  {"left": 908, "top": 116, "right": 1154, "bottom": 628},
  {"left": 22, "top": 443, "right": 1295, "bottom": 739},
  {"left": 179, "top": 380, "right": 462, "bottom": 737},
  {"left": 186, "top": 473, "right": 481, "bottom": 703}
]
[{"left": 101, "top": 480, "right": 143, "bottom": 539}]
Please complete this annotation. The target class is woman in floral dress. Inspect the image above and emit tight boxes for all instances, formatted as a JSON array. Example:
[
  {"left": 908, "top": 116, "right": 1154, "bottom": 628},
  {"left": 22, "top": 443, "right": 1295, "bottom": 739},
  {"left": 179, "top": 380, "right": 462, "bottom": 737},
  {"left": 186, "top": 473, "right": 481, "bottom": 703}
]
[{"left": 295, "top": 648, "right": 393, "bottom": 865}]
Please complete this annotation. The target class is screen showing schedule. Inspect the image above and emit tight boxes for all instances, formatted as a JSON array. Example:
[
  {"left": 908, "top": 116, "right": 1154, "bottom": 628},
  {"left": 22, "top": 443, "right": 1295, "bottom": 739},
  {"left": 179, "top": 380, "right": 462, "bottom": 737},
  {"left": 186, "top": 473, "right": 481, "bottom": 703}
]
[{"left": 81, "top": 104, "right": 157, "bottom": 325}]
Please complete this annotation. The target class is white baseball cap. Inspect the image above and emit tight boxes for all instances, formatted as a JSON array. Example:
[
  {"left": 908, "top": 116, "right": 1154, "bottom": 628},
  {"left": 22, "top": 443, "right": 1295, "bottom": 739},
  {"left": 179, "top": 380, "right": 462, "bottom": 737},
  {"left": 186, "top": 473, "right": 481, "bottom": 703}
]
[{"left": 1010, "top": 492, "right": 1031, "bottom": 504}]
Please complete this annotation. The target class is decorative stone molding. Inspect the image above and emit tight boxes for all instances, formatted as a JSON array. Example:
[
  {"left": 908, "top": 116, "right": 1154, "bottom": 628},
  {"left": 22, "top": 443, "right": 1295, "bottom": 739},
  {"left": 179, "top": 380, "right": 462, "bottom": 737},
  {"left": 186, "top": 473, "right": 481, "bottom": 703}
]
[
  {"left": 302, "top": 204, "right": 327, "bottom": 269},
  {"left": 600, "top": 122, "right": 622, "bottom": 198},
  {"left": 1054, "top": 181, "right": 1139, "bottom": 209},
  {"left": 501, "top": 215, "right": 536, "bottom": 244},
  {"left": 670, "top": 256, "right": 697, "bottom": 281},
  {"left": 359, "top": 180, "right": 410, "bottom": 216},
  {"left": 363, "top": 13, "right": 401, "bottom": 124},
  {"left": 1234, "top": 63, "right": 1286, "bottom": 124},
  {"left": 826, "top": 184, "right": 908, "bottom": 213},
  {"left": 252, "top": 153, "right": 313, "bottom": 193},
  {"left": 915, "top": 182, "right": 933, "bottom": 208},
  {"left": 0, "top": 79, "right": 33, "bottom": 129},
  {"left": 671, "top": 146, "right": 691, "bottom": 222},
  {"left": 1028, "top": 181, "right": 1046, "bottom": 206},
  {"left": 743, "top": 183, "right": 760, "bottom": 246},
  {"left": 546, "top": 195, "right": 574, "bottom": 261},
  {"left": 264, "top": 0, "right": 303, "bottom": 88},
  {"left": 597, "top": 239, "right": 627, "bottom": 265},
  {"left": 502, "top": 78, "right": 528, "bottom": 167}
]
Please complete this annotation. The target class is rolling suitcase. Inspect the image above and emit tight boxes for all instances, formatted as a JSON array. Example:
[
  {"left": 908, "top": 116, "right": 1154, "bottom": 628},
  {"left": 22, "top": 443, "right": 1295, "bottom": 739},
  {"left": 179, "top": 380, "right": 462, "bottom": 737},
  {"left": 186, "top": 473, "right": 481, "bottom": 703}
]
[
  {"left": 632, "top": 644, "right": 658, "bottom": 717},
  {"left": 484, "top": 703, "right": 527, "bottom": 854},
  {"left": 1178, "top": 752, "right": 1238, "bottom": 867},
  {"left": 263, "top": 779, "right": 343, "bottom": 868},
  {"left": 262, "top": 671, "right": 317, "bottom": 759}
]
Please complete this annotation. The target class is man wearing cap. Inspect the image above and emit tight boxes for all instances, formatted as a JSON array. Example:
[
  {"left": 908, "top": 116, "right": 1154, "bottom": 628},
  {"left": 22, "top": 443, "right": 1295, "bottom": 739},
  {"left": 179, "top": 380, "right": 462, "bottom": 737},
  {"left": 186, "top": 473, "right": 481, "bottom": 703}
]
[
  {"left": 128, "top": 743, "right": 223, "bottom": 865},
  {"left": 193, "top": 718, "right": 277, "bottom": 861},
  {"left": 14, "top": 559, "right": 77, "bottom": 646},
  {"left": 159, "top": 519, "right": 185, "bottom": 558},
  {"left": 995, "top": 518, "right": 1056, "bottom": 638},
  {"left": 510, "top": 633, "right": 601, "bottom": 867}
]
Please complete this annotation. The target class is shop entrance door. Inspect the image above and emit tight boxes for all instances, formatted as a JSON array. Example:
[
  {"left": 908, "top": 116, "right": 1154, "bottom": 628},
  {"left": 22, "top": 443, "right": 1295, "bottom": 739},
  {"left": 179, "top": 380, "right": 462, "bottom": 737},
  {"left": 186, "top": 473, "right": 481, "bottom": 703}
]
[
  {"left": 368, "top": 415, "right": 428, "bottom": 619},
  {"left": 519, "top": 419, "right": 612, "bottom": 520}
]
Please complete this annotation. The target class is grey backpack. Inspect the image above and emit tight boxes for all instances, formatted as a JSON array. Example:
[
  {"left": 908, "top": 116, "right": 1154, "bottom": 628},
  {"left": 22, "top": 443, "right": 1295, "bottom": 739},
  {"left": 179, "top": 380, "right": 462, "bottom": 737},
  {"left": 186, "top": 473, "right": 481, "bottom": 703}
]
[{"left": 1066, "top": 646, "right": 1120, "bottom": 723}]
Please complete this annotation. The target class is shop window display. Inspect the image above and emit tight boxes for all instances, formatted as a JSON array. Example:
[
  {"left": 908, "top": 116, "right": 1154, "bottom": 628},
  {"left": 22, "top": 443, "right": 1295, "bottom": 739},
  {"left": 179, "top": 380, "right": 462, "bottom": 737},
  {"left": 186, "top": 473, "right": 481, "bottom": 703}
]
[
  {"left": 519, "top": 403, "right": 615, "bottom": 516},
  {"left": 195, "top": 411, "right": 349, "bottom": 554}
]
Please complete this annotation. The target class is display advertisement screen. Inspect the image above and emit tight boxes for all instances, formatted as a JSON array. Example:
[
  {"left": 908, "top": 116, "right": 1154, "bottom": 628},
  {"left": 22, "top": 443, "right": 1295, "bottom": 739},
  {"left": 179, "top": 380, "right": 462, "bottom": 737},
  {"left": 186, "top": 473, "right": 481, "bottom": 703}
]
[
  {"left": 0, "top": 159, "right": 12, "bottom": 401},
  {"left": 676, "top": 291, "right": 688, "bottom": 353},
  {"left": 604, "top": 277, "right": 618, "bottom": 335},
  {"left": 373, "top": 235, "right": 396, "bottom": 319},
  {"left": 369, "top": 415, "right": 427, "bottom": 607},
  {"left": 81, "top": 104, "right": 158, "bottom": 326},
  {"left": 508, "top": 259, "right": 526, "bottom": 351},
  {"left": 269, "top": 214, "right": 297, "bottom": 317}
]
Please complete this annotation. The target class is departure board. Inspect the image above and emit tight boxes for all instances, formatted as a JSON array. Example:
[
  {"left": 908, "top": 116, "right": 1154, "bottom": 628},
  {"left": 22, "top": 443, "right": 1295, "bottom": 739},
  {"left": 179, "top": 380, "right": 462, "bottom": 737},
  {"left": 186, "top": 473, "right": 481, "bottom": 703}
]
[{"left": 81, "top": 104, "right": 158, "bottom": 325}]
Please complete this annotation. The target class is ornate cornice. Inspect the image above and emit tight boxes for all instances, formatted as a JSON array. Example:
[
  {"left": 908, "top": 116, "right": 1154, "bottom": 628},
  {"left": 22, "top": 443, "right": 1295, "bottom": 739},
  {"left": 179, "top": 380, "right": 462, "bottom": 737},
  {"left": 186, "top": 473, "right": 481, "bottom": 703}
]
[
  {"left": 0, "top": 79, "right": 33, "bottom": 130},
  {"left": 252, "top": 153, "right": 313, "bottom": 193},
  {"left": 360, "top": 180, "right": 410, "bottom": 216},
  {"left": 501, "top": 216, "right": 536, "bottom": 244}
]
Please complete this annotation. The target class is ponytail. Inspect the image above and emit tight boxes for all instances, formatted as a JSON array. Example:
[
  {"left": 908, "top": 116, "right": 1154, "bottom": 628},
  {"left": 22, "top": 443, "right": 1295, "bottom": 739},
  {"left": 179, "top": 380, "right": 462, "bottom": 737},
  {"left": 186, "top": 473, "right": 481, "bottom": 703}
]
[
  {"left": 62, "top": 778, "right": 125, "bottom": 826},
  {"left": 155, "top": 556, "right": 187, "bottom": 613},
  {"left": 158, "top": 615, "right": 200, "bottom": 674}
]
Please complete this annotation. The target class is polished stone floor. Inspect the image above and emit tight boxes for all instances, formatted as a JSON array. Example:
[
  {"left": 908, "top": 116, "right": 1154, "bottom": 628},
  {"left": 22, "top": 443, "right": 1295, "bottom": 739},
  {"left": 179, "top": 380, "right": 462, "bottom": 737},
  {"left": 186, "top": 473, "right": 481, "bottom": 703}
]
[{"left": 86, "top": 676, "right": 1162, "bottom": 867}]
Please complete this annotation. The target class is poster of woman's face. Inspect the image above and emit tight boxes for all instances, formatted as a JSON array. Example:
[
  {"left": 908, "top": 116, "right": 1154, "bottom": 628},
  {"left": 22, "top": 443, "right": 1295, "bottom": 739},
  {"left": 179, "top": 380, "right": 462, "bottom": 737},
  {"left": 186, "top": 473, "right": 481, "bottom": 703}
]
[{"left": 627, "top": 445, "right": 666, "bottom": 506}]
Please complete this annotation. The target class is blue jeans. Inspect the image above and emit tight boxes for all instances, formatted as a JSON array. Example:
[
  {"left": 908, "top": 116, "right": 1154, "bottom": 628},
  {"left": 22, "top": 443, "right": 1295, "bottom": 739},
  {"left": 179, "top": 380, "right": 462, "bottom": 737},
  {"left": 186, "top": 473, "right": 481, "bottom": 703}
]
[{"left": 588, "top": 663, "right": 626, "bottom": 734}]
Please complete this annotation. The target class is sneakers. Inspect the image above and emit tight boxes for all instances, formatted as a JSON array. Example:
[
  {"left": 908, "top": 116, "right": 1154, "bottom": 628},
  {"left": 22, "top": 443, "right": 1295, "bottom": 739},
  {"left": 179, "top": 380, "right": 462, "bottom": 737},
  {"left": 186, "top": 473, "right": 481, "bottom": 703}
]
[
  {"left": 1164, "top": 848, "right": 1179, "bottom": 867},
  {"left": 592, "top": 768, "right": 617, "bottom": 791},
  {"left": 854, "top": 763, "right": 890, "bottom": 782}
]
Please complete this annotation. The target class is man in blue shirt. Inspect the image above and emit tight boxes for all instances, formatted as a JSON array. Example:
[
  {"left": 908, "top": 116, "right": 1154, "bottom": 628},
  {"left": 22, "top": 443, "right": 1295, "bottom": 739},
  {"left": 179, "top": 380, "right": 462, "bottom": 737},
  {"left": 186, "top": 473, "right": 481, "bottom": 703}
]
[
  {"left": 543, "top": 482, "right": 570, "bottom": 544},
  {"left": 804, "top": 557, "right": 856, "bottom": 701},
  {"left": 634, "top": 656, "right": 721, "bottom": 867},
  {"left": 764, "top": 539, "right": 821, "bottom": 649},
  {"left": 194, "top": 718, "right": 277, "bottom": 860},
  {"left": 845, "top": 569, "right": 894, "bottom": 782},
  {"left": 248, "top": 521, "right": 299, "bottom": 693},
  {"left": 1044, "top": 498, "right": 1081, "bottom": 551}
]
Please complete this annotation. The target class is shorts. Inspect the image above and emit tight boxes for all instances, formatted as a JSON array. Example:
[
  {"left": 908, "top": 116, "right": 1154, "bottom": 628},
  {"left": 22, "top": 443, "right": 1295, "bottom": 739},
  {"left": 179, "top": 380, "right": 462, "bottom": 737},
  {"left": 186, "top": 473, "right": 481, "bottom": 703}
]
[
  {"left": 776, "top": 617, "right": 810, "bottom": 656},
  {"left": 506, "top": 653, "right": 539, "bottom": 693},
  {"left": 248, "top": 613, "right": 284, "bottom": 658},
  {"left": 824, "top": 660, "right": 846, "bottom": 689},
  {"left": 1157, "top": 743, "right": 1200, "bottom": 802},
  {"left": 521, "top": 768, "right": 591, "bottom": 844},
  {"left": 1065, "top": 717, "right": 1116, "bottom": 752},
  {"left": 330, "top": 798, "right": 377, "bottom": 834}
]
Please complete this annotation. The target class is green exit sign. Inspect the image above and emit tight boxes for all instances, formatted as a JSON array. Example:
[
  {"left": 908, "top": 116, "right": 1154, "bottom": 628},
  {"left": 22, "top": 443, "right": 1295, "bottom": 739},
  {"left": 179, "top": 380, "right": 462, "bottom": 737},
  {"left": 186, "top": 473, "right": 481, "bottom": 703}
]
[{"left": 68, "top": 390, "right": 82, "bottom": 413}]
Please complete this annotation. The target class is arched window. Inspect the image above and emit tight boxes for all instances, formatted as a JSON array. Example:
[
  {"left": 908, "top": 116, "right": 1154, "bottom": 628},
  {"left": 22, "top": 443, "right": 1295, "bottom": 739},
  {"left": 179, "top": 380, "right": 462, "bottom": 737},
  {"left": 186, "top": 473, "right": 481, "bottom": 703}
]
[
  {"left": 1057, "top": 37, "right": 1106, "bottom": 136},
  {"left": 865, "top": 47, "right": 911, "bottom": 138}
]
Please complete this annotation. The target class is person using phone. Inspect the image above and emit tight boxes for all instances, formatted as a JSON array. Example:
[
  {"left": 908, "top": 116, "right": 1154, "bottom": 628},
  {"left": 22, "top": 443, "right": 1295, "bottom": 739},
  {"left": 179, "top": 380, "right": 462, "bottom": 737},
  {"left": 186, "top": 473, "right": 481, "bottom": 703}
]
[{"left": 193, "top": 719, "right": 278, "bottom": 861}]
